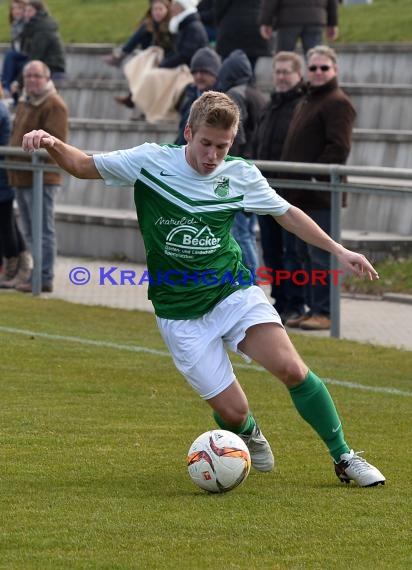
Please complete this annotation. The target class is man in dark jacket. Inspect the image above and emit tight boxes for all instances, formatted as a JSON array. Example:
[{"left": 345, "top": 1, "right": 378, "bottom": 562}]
[
  {"left": 281, "top": 45, "right": 356, "bottom": 330},
  {"left": 259, "top": 0, "right": 338, "bottom": 54},
  {"left": 252, "top": 51, "right": 306, "bottom": 323}
]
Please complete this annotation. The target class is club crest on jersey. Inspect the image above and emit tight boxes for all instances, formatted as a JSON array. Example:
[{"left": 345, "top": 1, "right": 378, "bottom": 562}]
[{"left": 213, "top": 176, "right": 230, "bottom": 198}]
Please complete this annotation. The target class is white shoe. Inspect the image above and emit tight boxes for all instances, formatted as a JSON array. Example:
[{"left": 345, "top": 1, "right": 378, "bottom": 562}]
[
  {"left": 239, "top": 425, "right": 275, "bottom": 472},
  {"left": 334, "top": 450, "right": 386, "bottom": 487}
]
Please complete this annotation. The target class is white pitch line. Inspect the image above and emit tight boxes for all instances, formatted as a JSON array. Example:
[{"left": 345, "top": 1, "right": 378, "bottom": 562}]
[{"left": 1, "top": 326, "right": 411, "bottom": 397}]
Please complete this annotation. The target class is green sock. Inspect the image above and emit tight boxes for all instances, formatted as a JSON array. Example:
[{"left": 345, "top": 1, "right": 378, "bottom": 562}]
[
  {"left": 288, "top": 370, "right": 350, "bottom": 462},
  {"left": 213, "top": 411, "right": 255, "bottom": 436}
]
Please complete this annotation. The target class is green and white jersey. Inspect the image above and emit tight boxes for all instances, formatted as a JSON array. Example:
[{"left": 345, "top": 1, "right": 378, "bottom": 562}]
[{"left": 94, "top": 143, "right": 290, "bottom": 319}]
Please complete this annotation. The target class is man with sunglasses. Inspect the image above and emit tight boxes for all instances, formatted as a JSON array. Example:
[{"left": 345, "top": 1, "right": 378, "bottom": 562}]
[{"left": 280, "top": 45, "right": 356, "bottom": 331}]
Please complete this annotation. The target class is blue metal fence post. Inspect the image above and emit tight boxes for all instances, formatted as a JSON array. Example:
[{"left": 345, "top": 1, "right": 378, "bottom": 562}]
[
  {"left": 330, "top": 169, "right": 342, "bottom": 338},
  {"left": 31, "top": 153, "right": 43, "bottom": 296}
]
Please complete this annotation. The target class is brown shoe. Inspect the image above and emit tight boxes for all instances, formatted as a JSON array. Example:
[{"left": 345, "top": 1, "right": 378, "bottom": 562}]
[
  {"left": 285, "top": 312, "right": 310, "bottom": 328},
  {"left": 300, "top": 315, "right": 331, "bottom": 331},
  {"left": 114, "top": 94, "right": 135, "bottom": 109}
]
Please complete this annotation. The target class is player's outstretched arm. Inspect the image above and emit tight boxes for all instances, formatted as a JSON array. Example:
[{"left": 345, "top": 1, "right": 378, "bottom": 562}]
[
  {"left": 22, "top": 129, "right": 101, "bottom": 180},
  {"left": 276, "top": 206, "right": 379, "bottom": 280}
]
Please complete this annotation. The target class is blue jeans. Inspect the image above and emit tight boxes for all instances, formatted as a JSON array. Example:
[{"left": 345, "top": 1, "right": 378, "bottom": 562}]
[
  {"left": 1, "top": 49, "right": 28, "bottom": 91},
  {"left": 16, "top": 185, "right": 59, "bottom": 284},
  {"left": 231, "top": 212, "right": 259, "bottom": 280},
  {"left": 276, "top": 25, "right": 323, "bottom": 55}
]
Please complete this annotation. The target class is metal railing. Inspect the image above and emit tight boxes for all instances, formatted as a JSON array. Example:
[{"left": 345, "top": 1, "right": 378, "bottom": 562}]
[{"left": 2, "top": 147, "right": 412, "bottom": 338}]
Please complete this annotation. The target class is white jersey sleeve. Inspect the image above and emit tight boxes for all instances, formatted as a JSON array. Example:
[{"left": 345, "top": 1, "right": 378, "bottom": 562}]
[
  {"left": 93, "top": 142, "right": 157, "bottom": 187},
  {"left": 235, "top": 161, "right": 291, "bottom": 216}
]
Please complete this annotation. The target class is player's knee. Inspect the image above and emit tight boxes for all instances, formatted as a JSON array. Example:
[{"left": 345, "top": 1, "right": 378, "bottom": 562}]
[
  {"left": 220, "top": 405, "right": 249, "bottom": 427},
  {"left": 277, "top": 360, "right": 307, "bottom": 386}
]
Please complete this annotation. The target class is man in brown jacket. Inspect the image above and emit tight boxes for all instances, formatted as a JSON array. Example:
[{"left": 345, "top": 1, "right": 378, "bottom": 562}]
[
  {"left": 259, "top": 0, "right": 338, "bottom": 54},
  {"left": 9, "top": 59, "right": 68, "bottom": 292},
  {"left": 281, "top": 45, "right": 356, "bottom": 330}
]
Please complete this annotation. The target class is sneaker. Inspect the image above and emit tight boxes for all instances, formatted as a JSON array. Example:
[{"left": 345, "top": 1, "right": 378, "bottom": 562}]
[
  {"left": 300, "top": 314, "right": 331, "bottom": 330},
  {"left": 334, "top": 450, "right": 386, "bottom": 487},
  {"left": 239, "top": 425, "right": 275, "bottom": 472}
]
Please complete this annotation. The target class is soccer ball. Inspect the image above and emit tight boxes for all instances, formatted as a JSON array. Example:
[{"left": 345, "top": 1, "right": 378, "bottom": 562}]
[{"left": 187, "top": 429, "right": 251, "bottom": 493}]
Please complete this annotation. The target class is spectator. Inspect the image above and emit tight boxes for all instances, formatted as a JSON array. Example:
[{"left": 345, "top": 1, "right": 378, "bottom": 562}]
[
  {"left": 160, "top": 0, "right": 208, "bottom": 68},
  {"left": 104, "top": 0, "right": 173, "bottom": 109},
  {"left": 216, "top": 49, "right": 268, "bottom": 279},
  {"left": 0, "top": 84, "right": 31, "bottom": 289},
  {"left": 123, "top": 0, "right": 208, "bottom": 123},
  {"left": 217, "top": 49, "right": 267, "bottom": 159},
  {"left": 252, "top": 51, "right": 306, "bottom": 321},
  {"left": 8, "top": 60, "right": 68, "bottom": 293},
  {"left": 215, "top": 0, "right": 271, "bottom": 71},
  {"left": 259, "top": 0, "right": 339, "bottom": 54},
  {"left": 104, "top": 0, "right": 173, "bottom": 68},
  {"left": 1, "top": 0, "right": 28, "bottom": 95},
  {"left": 280, "top": 45, "right": 356, "bottom": 330},
  {"left": 22, "top": 0, "right": 66, "bottom": 78},
  {"left": 175, "top": 46, "right": 221, "bottom": 145},
  {"left": 8, "top": 0, "right": 66, "bottom": 103}
]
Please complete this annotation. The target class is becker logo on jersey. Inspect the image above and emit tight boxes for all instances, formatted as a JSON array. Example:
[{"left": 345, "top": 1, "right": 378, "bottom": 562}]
[{"left": 165, "top": 224, "right": 221, "bottom": 259}]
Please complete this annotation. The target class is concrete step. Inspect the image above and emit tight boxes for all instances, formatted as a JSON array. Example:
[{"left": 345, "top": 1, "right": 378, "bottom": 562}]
[
  {"left": 345, "top": 84, "right": 412, "bottom": 130},
  {"left": 349, "top": 129, "right": 412, "bottom": 169},
  {"left": 340, "top": 229, "right": 412, "bottom": 260}
]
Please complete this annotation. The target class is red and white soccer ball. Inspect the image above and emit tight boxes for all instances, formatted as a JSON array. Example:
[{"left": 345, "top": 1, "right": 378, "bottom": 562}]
[{"left": 187, "top": 429, "right": 251, "bottom": 493}]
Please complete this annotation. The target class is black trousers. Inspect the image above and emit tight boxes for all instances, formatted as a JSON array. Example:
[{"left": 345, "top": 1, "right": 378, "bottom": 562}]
[{"left": 0, "top": 199, "right": 26, "bottom": 258}]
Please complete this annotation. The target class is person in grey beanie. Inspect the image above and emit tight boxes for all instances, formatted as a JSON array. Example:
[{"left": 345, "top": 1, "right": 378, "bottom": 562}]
[{"left": 175, "top": 46, "right": 221, "bottom": 144}]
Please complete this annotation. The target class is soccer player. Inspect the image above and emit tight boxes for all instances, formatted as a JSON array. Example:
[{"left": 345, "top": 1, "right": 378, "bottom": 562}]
[{"left": 21, "top": 91, "right": 385, "bottom": 487}]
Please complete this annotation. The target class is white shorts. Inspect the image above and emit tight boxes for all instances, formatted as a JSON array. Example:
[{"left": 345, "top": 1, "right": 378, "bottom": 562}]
[{"left": 156, "top": 286, "right": 282, "bottom": 400}]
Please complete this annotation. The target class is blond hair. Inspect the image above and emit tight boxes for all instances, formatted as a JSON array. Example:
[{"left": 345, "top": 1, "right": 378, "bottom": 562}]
[
  {"left": 187, "top": 91, "right": 240, "bottom": 135},
  {"left": 307, "top": 45, "right": 338, "bottom": 66}
]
